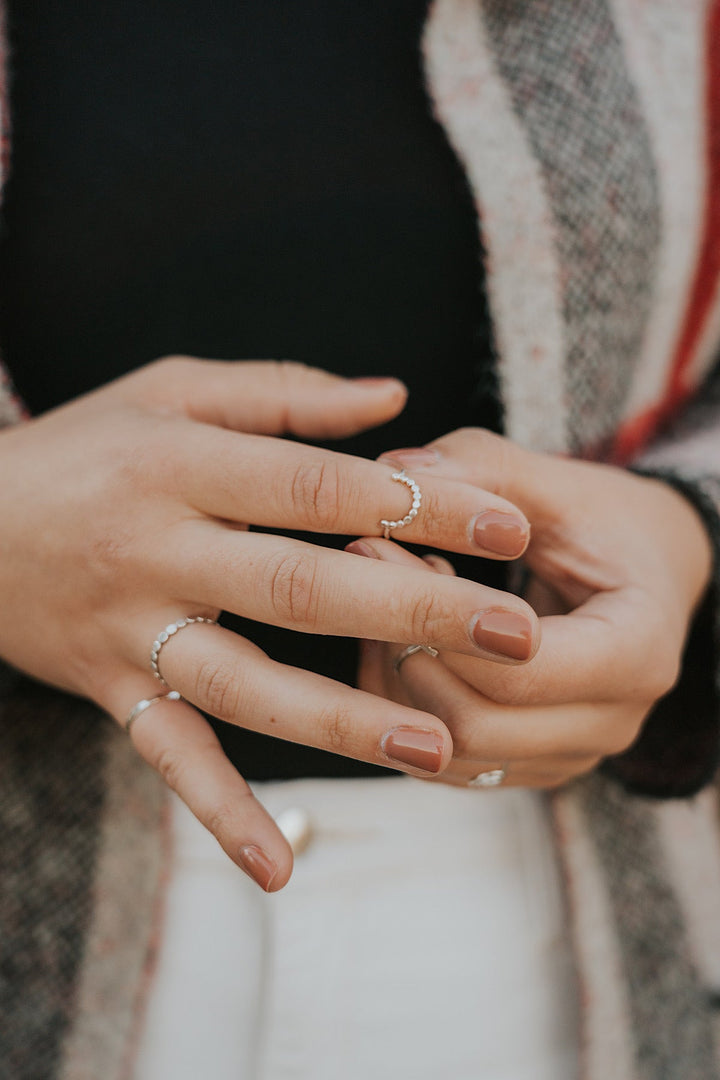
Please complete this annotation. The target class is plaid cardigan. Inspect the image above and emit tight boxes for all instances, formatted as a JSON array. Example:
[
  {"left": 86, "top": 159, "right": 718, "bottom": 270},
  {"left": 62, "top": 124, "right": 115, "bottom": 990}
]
[{"left": 2, "top": 2, "right": 720, "bottom": 1077}]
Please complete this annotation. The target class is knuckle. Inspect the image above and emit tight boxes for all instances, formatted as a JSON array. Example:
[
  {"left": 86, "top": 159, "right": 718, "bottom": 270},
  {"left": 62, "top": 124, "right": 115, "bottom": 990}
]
[
  {"left": 266, "top": 551, "right": 321, "bottom": 627},
  {"left": 601, "top": 713, "right": 645, "bottom": 756},
  {"left": 629, "top": 633, "right": 681, "bottom": 703},
  {"left": 317, "top": 701, "right": 357, "bottom": 753},
  {"left": 646, "top": 650, "right": 681, "bottom": 701},
  {"left": 416, "top": 488, "right": 445, "bottom": 537},
  {"left": 153, "top": 745, "right": 187, "bottom": 793},
  {"left": 446, "top": 707, "right": 485, "bottom": 759},
  {"left": 193, "top": 657, "right": 240, "bottom": 719},
  {"left": 205, "top": 799, "right": 244, "bottom": 842},
  {"left": 407, "top": 588, "right": 455, "bottom": 646},
  {"left": 274, "top": 358, "right": 310, "bottom": 384},
  {"left": 489, "top": 668, "right": 541, "bottom": 708},
  {"left": 145, "top": 354, "right": 197, "bottom": 384},
  {"left": 289, "top": 459, "right": 343, "bottom": 530}
]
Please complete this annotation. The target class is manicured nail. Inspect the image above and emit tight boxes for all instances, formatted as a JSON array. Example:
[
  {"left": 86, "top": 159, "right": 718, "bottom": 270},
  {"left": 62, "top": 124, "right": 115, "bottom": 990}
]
[
  {"left": 473, "top": 510, "right": 529, "bottom": 557},
  {"left": 346, "top": 540, "right": 380, "bottom": 559},
  {"left": 381, "top": 727, "right": 445, "bottom": 773},
  {"left": 377, "top": 446, "right": 439, "bottom": 468},
  {"left": 238, "top": 845, "right": 277, "bottom": 892},
  {"left": 471, "top": 609, "right": 534, "bottom": 661}
]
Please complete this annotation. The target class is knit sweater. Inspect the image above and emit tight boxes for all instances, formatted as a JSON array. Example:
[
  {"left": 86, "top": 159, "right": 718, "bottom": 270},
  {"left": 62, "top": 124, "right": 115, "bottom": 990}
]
[{"left": 2, "top": 2, "right": 720, "bottom": 1077}]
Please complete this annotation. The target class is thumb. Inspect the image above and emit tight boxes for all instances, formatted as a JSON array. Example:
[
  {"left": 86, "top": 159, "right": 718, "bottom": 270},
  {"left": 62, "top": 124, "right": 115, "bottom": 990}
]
[{"left": 132, "top": 356, "right": 408, "bottom": 439}]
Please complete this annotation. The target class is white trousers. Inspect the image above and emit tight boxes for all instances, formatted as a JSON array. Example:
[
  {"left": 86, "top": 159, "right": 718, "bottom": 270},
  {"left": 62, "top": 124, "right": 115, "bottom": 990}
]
[{"left": 134, "top": 777, "right": 580, "bottom": 1080}]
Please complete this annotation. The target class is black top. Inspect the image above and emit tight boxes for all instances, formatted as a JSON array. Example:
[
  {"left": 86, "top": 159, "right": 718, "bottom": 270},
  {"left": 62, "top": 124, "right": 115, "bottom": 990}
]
[{"left": 0, "top": 1, "right": 504, "bottom": 776}]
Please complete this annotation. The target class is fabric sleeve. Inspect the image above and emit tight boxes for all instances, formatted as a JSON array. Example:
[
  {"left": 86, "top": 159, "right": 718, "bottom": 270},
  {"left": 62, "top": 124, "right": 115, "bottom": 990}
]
[{"left": 603, "top": 358, "right": 720, "bottom": 798}]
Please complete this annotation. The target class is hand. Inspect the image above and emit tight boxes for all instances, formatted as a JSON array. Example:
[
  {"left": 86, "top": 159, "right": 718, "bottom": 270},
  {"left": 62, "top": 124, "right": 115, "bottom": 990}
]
[
  {"left": 0, "top": 364, "right": 538, "bottom": 888},
  {"left": 353, "top": 429, "right": 713, "bottom": 789}
]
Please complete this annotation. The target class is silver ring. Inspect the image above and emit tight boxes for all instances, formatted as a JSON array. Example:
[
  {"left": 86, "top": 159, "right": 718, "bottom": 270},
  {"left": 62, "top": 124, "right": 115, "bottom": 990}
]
[
  {"left": 151, "top": 616, "right": 217, "bottom": 686},
  {"left": 468, "top": 768, "right": 507, "bottom": 788},
  {"left": 393, "top": 643, "right": 439, "bottom": 674},
  {"left": 379, "top": 470, "right": 422, "bottom": 539},
  {"left": 125, "top": 690, "right": 182, "bottom": 734}
]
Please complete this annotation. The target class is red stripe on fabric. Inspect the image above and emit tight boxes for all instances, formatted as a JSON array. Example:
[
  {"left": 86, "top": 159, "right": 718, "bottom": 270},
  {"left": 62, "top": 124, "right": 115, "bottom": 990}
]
[{"left": 611, "top": 0, "right": 720, "bottom": 464}]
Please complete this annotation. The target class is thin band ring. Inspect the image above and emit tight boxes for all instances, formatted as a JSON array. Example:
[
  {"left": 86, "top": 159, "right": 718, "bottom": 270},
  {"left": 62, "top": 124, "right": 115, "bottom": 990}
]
[
  {"left": 393, "top": 643, "right": 439, "bottom": 674},
  {"left": 125, "top": 690, "right": 182, "bottom": 734},
  {"left": 379, "top": 470, "right": 422, "bottom": 540},
  {"left": 151, "top": 616, "right": 217, "bottom": 686},
  {"left": 468, "top": 767, "right": 507, "bottom": 788}
]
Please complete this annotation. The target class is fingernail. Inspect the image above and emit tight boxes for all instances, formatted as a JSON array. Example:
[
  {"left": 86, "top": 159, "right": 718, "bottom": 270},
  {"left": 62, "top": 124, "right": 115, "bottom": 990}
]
[
  {"left": 238, "top": 845, "right": 277, "bottom": 891},
  {"left": 346, "top": 540, "right": 380, "bottom": 559},
  {"left": 377, "top": 446, "right": 439, "bottom": 468},
  {"left": 473, "top": 510, "right": 529, "bottom": 557},
  {"left": 471, "top": 609, "right": 534, "bottom": 661},
  {"left": 381, "top": 727, "right": 445, "bottom": 773}
]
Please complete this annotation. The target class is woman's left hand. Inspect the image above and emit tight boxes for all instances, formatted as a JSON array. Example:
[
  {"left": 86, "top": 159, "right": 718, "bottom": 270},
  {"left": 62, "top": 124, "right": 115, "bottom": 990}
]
[{"left": 351, "top": 429, "right": 713, "bottom": 789}]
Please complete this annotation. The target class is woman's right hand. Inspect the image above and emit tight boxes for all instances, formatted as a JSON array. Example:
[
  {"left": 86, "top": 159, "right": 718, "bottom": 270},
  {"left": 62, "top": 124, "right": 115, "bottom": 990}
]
[{"left": 0, "top": 357, "right": 538, "bottom": 889}]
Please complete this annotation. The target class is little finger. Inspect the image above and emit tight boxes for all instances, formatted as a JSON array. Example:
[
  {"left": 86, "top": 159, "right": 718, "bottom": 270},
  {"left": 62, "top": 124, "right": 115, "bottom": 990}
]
[
  {"left": 436, "top": 754, "right": 600, "bottom": 790},
  {"left": 106, "top": 680, "right": 293, "bottom": 891}
]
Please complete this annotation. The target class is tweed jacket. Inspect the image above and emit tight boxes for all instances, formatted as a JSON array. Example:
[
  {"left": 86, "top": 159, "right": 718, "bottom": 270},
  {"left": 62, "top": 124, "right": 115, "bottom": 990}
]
[{"left": 2, "top": 2, "right": 720, "bottom": 1078}]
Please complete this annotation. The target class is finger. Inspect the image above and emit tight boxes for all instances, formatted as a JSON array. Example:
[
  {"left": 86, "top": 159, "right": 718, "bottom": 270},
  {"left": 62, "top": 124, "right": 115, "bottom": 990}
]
[
  {"left": 139, "top": 622, "right": 454, "bottom": 777},
  {"left": 128, "top": 357, "right": 409, "bottom": 439},
  {"left": 378, "top": 429, "right": 567, "bottom": 522},
  {"left": 393, "top": 643, "right": 646, "bottom": 760},
  {"left": 155, "top": 525, "right": 540, "bottom": 663},
  {"left": 105, "top": 679, "right": 294, "bottom": 891},
  {"left": 422, "top": 553, "right": 457, "bottom": 576},
  {"left": 169, "top": 424, "right": 531, "bottom": 560},
  {"left": 343, "top": 536, "right": 631, "bottom": 703},
  {"left": 113, "top": 357, "right": 409, "bottom": 438},
  {"left": 439, "top": 587, "right": 671, "bottom": 707},
  {"left": 345, "top": 537, "right": 456, "bottom": 573},
  {"left": 435, "top": 754, "right": 600, "bottom": 790}
]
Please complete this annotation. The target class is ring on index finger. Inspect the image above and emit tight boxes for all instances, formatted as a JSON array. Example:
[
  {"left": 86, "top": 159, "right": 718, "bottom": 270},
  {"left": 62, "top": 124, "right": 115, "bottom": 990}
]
[{"left": 379, "top": 470, "right": 422, "bottom": 540}]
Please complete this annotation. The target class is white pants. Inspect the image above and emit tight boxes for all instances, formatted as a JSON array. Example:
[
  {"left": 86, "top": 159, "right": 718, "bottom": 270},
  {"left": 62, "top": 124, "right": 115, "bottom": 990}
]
[{"left": 134, "top": 777, "right": 580, "bottom": 1080}]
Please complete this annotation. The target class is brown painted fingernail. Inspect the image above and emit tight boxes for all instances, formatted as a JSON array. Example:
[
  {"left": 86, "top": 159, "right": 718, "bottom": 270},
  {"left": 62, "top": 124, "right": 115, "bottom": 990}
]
[
  {"left": 238, "top": 845, "right": 277, "bottom": 892},
  {"left": 381, "top": 727, "right": 445, "bottom": 773},
  {"left": 345, "top": 540, "right": 380, "bottom": 559},
  {"left": 377, "top": 446, "right": 439, "bottom": 467},
  {"left": 471, "top": 609, "right": 535, "bottom": 661},
  {"left": 473, "top": 511, "right": 529, "bottom": 557}
]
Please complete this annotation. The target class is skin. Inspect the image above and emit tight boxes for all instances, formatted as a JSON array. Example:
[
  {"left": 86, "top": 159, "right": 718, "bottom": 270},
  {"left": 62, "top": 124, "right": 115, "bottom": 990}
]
[
  {"left": 0, "top": 358, "right": 539, "bottom": 890},
  {"left": 353, "top": 429, "right": 714, "bottom": 790}
]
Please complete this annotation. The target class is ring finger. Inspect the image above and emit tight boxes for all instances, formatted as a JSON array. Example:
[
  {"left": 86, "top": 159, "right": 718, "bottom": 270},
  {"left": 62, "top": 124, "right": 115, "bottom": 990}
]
[{"left": 127, "top": 617, "right": 455, "bottom": 777}]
